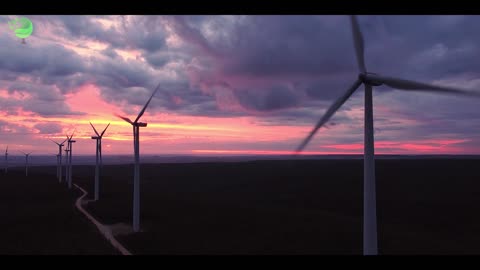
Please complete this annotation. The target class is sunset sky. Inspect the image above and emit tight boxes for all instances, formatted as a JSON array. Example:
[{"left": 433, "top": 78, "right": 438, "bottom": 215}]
[{"left": 1, "top": 15, "right": 480, "bottom": 156}]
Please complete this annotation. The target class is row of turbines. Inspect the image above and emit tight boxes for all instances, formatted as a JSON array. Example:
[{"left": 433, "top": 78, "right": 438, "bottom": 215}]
[
  {"left": 3, "top": 82, "right": 159, "bottom": 236},
  {"left": 3, "top": 15, "right": 480, "bottom": 255},
  {"left": 4, "top": 146, "right": 32, "bottom": 176}
]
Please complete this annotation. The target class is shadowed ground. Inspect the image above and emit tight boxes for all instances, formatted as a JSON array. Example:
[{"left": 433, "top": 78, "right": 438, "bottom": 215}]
[
  {"left": 4, "top": 158, "right": 480, "bottom": 254},
  {"left": 0, "top": 170, "right": 119, "bottom": 255}
]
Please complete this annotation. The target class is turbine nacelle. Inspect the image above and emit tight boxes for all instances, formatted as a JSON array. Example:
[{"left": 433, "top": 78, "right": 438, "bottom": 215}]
[
  {"left": 135, "top": 122, "right": 148, "bottom": 127},
  {"left": 359, "top": 73, "right": 383, "bottom": 87},
  {"left": 91, "top": 136, "right": 100, "bottom": 139}
]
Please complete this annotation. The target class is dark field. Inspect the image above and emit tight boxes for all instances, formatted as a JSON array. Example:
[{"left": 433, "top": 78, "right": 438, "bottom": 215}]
[
  {"left": 3, "top": 158, "right": 480, "bottom": 254},
  {"left": 0, "top": 169, "right": 119, "bottom": 254}
]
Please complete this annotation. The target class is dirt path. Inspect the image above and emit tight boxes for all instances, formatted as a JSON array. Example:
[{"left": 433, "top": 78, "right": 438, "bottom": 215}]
[{"left": 74, "top": 184, "right": 132, "bottom": 255}]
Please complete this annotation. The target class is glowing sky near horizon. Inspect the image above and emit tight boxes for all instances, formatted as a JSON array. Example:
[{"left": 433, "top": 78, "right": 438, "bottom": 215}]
[{"left": 1, "top": 15, "right": 480, "bottom": 156}]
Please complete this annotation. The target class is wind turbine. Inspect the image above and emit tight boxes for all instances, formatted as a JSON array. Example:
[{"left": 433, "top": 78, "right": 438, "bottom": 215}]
[
  {"left": 4, "top": 146, "right": 8, "bottom": 174},
  {"left": 295, "top": 15, "right": 480, "bottom": 255},
  {"left": 89, "top": 122, "right": 111, "bottom": 201},
  {"left": 115, "top": 82, "right": 161, "bottom": 232},
  {"left": 51, "top": 138, "right": 67, "bottom": 183},
  {"left": 20, "top": 151, "right": 32, "bottom": 177},
  {"left": 66, "top": 131, "right": 76, "bottom": 189}
]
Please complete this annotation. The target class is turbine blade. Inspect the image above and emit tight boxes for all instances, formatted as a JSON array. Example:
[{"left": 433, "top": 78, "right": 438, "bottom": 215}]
[
  {"left": 296, "top": 79, "right": 362, "bottom": 153},
  {"left": 134, "top": 81, "right": 161, "bottom": 123},
  {"left": 100, "top": 123, "right": 111, "bottom": 137},
  {"left": 115, "top": 113, "right": 134, "bottom": 125},
  {"left": 61, "top": 138, "right": 67, "bottom": 145},
  {"left": 89, "top": 122, "right": 100, "bottom": 137},
  {"left": 366, "top": 74, "right": 480, "bottom": 97},
  {"left": 50, "top": 139, "right": 60, "bottom": 146},
  {"left": 350, "top": 15, "right": 366, "bottom": 73}
]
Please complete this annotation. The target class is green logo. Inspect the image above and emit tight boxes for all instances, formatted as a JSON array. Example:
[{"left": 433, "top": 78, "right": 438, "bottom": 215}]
[{"left": 8, "top": 17, "right": 33, "bottom": 43}]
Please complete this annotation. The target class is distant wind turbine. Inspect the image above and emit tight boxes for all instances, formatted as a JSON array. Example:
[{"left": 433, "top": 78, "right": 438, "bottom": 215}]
[
  {"left": 295, "top": 15, "right": 480, "bottom": 256},
  {"left": 4, "top": 146, "right": 8, "bottom": 174},
  {"left": 66, "top": 131, "right": 76, "bottom": 189},
  {"left": 51, "top": 138, "right": 67, "bottom": 183},
  {"left": 115, "top": 82, "right": 161, "bottom": 232},
  {"left": 89, "top": 122, "right": 111, "bottom": 201},
  {"left": 20, "top": 151, "right": 32, "bottom": 177}
]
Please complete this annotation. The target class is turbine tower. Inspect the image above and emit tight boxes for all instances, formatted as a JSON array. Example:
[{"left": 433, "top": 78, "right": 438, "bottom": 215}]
[
  {"left": 4, "top": 146, "right": 8, "bottom": 174},
  {"left": 89, "top": 122, "right": 111, "bottom": 201},
  {"left": 66, "top": 131, "right": 76, "bottom": 189},
  {"left": 115, "top": 82, "right": 161, "bottom": 232},
  {"left": 20, "top": 151, "right": 32, "bottom": 177},
  {"left": 295, "top": 15, "right": 480, "bottom": 256},
  {"left": 64, "top": 146, "right": 70, "bottom": 184},
  {"left": 51, "top": 139, "right": 67, "bottom": 183}
]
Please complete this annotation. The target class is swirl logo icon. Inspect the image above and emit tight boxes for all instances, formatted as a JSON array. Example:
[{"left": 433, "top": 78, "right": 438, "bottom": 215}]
[{"left": 8, "top": 17, "right": 33, "bottom": 44}]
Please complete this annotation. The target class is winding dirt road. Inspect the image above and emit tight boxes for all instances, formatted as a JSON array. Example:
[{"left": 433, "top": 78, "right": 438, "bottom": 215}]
[{"left": 74, "top": 184, "right": 132, "bottom": 255}]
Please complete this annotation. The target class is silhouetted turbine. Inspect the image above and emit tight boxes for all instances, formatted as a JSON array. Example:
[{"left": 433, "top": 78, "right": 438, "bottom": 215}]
[
  {"left": 89, "top": 122, "right": 111, "bottom": 201},
  {"left": 50, "top": 138, "right": 67, "bottom": 183}
]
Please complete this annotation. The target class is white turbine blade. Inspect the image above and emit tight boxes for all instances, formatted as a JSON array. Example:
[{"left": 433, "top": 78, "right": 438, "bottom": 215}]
[
  {"left": 115, "top": 113, "right": 134, "bottom": 125},
  {"left": 134, "top": 81, "right": 161, "bottom": 123},
  {"left": 366, "top": 74, "right": 480, "bottom": 97},
  {"left": 350, "top": 15, "right": 366, "bottom": 73},
  {"left": 296, "top": 79, "right": 362, "bottom": 153},
  {"left": 100, "top": 123, "right": 111, "bottom": 137},
  {"left": 89, "top": 122, "right": 100, "bottom": 137}
]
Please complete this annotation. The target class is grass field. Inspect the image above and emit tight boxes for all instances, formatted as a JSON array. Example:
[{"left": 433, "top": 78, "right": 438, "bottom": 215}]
[
  {"left": 3, "top": 158, "right": 480, "bottom": 254},
  {"left": 0, "top": 169, "right": 119, "bottom": 255}
]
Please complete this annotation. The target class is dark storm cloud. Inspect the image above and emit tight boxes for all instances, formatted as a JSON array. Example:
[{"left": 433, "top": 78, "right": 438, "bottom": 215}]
[
  {"left": 33, "top": 123, "right": 63, "bottom": 134},
  {"left": 41, "top": 15, "right": 167, "bottom": 53},
  {"left": 233, "top": 85, "right": 303, "bottom": 112},
  {"left": 0, "top": 34, "right": 85, "bottom": 77}
]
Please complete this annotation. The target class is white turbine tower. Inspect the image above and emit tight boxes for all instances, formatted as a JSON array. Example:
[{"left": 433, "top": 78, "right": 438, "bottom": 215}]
[
  {"left": 115, "top": 82, "right": 161, "bottom": 233},
  {"left": 51, "top": 139, "right": 67, "bottom": 183},
  {"left": 295, "top": 15, "right": 480, "bottom": 256},
  {"left": 4, "top": 146, "right": 8, "bottom": 174},
  {"left": 89, "top": 122, "right": 111, "bottom": 201},
  {"left": 66, "top": 131, "right": 76, "bottom": 189},
  {"left": 20, "top": 151, "right": 32, "bottom": 177}
]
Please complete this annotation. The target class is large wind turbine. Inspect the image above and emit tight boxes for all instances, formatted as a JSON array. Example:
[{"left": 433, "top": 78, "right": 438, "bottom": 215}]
[
  {"left": 115, "top": 82, "right": 161, "bottom": 232},
  {"left": 20, "top": 151, "right": 32, "bottom": 177},
  {"left": 295, "top": 15, "right": 480, "bottom": 256},
  {"left": 89, "top": 122, "right": 111, "bottom": 201},
  {"left": 4, "top": 146, "right": 8, "bottom": 174},
  {"left": 66, "top": 131, "right": 76, "bottom": 189},
  {"left": 51, "top": 138, "right": 67, "bottom": 183}
]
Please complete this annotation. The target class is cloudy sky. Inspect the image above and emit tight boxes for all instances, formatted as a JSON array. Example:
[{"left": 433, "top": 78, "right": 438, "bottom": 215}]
[{"left": 1, "top": 15, "right": 480, "bottom": 156}]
